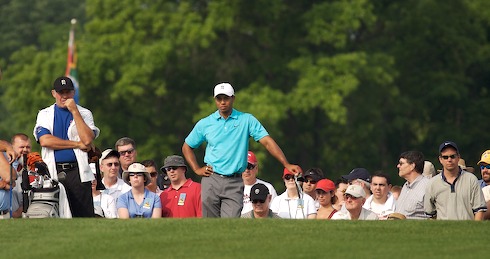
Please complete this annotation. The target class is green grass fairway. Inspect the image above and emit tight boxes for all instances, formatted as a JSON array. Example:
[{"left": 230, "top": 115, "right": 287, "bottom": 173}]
[{"left": 1, "top": 219, "right": 487, "bottom": 258}]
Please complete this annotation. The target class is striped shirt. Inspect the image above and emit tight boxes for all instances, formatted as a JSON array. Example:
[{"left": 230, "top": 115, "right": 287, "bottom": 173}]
[{"left": 395, "top": 175, "right": 429, "bottom": 219}]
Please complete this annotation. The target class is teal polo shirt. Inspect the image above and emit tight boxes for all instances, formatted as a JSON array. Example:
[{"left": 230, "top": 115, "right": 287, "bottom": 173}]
[{"left": 185, "top": 109, "right": 268, "bottom": 176}]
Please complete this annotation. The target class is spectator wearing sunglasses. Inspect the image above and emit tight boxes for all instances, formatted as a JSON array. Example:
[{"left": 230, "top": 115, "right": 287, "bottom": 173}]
[
  {"left": 395, "top": 151, "right": 429, "bottom": 219},
  {"left": 424, "top": 141, "right": 486, "bottom": 220},
  {"left": 331, "top": 184, "right": 378, "bottom": 220},
  {"left": 333, "top": 178, "right": 348, "bottom": 210},
  {"left": 141, "top": 160, "right": 163, "bottom": 196},
  {"left": 241, "top": 183, "right": 280, "bottom": 218},
  {"left": 160, "top": 155, "right": 201, "bottom": 218},
  {"left": 115, "top": 137, "right": 137, "bottom": 178},
  {"left": 241, "top": 151, "right": 277, "bottom": 215},
  {"left": 302, "top": 168, "right": 324, "bottom": 209},
  {"left": 270, "top": 168, "right": 316, "bottom": 219},
  {"left": 100, "top": 149, "right": 131, "bottom": 202},
  {"left": 117, "top": 163, "right": 162, "bottom": 218},
  {"left": 477, "top": 150, "right": 490, "bottom": 189}
]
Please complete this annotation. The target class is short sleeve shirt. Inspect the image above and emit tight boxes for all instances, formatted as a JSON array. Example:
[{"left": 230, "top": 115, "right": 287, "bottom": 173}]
[
  {"left": 185, "top": 109, "right": 268, "bottom": 176},
  {"left": 116, "top": 189, "right": 161, "bottom": 218}
]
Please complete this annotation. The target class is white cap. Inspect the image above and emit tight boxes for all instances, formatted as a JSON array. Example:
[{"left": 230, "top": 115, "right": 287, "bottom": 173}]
[
  {"left": 213, "top": 83, "right": 235, "bottom": 97},
  {"left": 99, "top": 149, "right": 120, "bottom": 164},
  {"left": 345, "top": 184, "right": 366, "bottom": 198}
]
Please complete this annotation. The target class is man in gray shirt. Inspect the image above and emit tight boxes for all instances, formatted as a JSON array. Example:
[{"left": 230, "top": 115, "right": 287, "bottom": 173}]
[
  {"left": 395, "top": 151, "right": 429, "bottom": 219},
  {"left": 424, "top": 141, "right": 486, "bottom": 220}
]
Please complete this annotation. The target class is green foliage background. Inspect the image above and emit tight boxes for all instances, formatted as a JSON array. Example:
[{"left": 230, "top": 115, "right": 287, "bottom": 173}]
[{"left": 1, "top": 0, "right": 490, "bottom": 190}]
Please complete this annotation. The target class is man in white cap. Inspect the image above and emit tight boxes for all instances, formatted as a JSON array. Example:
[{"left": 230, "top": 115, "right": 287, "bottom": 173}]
[
  {"left": 100, "top": 149, "right": 131, "bottom": 202},
  {"left": 331, "top": 184, "right": 378, "bottom": 220},
  {"left": 182, "top": 83, "right": 302, "bottom": 218},
  {"left": 241, "top": 151, "right": 277, "bottom": 215}
]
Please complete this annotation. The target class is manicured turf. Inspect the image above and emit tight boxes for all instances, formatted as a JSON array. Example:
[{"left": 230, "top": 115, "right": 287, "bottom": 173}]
[{"left": 1, "top": 219, "right": 487, "bottom": 258}]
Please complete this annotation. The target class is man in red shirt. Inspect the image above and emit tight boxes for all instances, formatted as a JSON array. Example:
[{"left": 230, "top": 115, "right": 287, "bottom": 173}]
[{"left": 160, "top": 155, "right": 201, "bottom": 217}]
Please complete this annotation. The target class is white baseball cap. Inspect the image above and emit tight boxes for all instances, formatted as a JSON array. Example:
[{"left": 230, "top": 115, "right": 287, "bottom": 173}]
[
  {"left": 213, "top": 83, "right": 235, "bottom": 97},
  {"left": 345, "top": 184, "right": 366, "bottom": 198}
]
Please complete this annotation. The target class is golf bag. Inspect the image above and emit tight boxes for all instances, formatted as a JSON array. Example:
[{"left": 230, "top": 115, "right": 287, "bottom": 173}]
[{"left": 22, "top": 153, "right": 60, "bottom": 218}]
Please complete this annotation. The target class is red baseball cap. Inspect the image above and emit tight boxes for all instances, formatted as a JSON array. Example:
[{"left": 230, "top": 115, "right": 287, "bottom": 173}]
[
  {"left": 247, "top": 151, "right": 257, "bottom": 164},
  {"left": 283, "top": 168, "right": 294, "bottom": 178},
  {"left": 315, "top": 179, "right": 336, "bottom": 192}
]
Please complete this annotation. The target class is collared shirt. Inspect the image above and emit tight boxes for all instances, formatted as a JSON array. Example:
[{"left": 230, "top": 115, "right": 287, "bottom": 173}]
[
  {"left": 242, "top": 179, "right": 278, "bottom": 214},
  {"left": 330, "top": 207, "right": 379, "bottom": 220},
  {"left": 363, "top": 192, "right": 396, "bottom": 219},
  {"left": 116, "top": 189, "right": 161, "bottom": 218},
  {"left": 395, "top": 175, "right": 429, "bottom": 219},
  {"left": 477, "top": 179, "right": 487, "bottom": 189},
  {"left": 240, "top": 209, "right": 281, "bottom": 218},
  {"left": 185, "top": 109, "right": 268, "bottom": 176},
  {"left": 102, "top": 177, "right": 131, "bottom": 202},
  {"left": 160, "top": 178, "right": 202, "bottom": 218},
  {"left": 424, "top": 170, "right": 487, "bottom": 220}
]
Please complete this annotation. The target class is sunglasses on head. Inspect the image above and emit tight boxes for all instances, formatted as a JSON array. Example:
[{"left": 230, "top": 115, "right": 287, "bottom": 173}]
[
  {"left": 440, "top": 154, "right": 458, "bottom": 160},
  {"left": 247, "top": 163, "right": 256, "bottom": 170},
  {"left": 106, "top": 162, "right": 120, "bottom": 167},
  {"left": 128, "top": 172, "right": 144, "bottom": 177},
  {"left": 284, "top": 174, "right": 295, "bottom": 181},
  {"left": 119, "top": 148, "right": 135, "bottom": 156},
  {"left": 150, "top": 172, "right": 158, "bottom": 177},
  {"left": 165, "top": 166, "right": 179, "bottom": 172},
  {"left": 480, "top": 165, "right": 490, "bottom": 170},
  {"left": 252, "top": 199, "right": 266, "bottom": 204}
]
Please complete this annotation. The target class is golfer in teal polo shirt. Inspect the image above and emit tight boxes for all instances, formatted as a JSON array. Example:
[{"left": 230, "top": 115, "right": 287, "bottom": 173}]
[{"left": 182, "top": 83, "right": 302, "bottom": 218}]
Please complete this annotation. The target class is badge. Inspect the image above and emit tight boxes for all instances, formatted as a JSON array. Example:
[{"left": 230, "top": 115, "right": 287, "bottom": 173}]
[
  {"left": 143, "top": 200, "right": 151, "bottom": 209},
  {"left": 178, "top": 193, "right": 187, "bottom": 206}
]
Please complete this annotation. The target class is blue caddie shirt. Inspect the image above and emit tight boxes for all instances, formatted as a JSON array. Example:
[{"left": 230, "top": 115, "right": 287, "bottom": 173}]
[{"left": 185, "top": 109, "right": 269, "bottom": 176}]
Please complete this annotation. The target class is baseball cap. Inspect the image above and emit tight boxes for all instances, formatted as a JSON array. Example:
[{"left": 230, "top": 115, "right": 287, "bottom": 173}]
[
  {"left": 315, "top": 179, "right": 335, "bottom": 192},
  {"left": 250, "top": 183, "right": 269, "bottom": 201},
  {"left": 160, "top": 155, "right": 187, "bottom": 173},
  {"left": 303, "top": 168, "right": 324, "bottom": 182},
  {"left": 213, "top": 83, "right": 234, "bottom": 97},
  {"left": 345, "top": 184, "right": 366, "bottom": 198},
  {"left": 123, "top": 163, "right": 151, "bottom": 186},
  {"left": 53, "top": 76, "right": 75, "bottom": 92},
  {"left": 438, "top": 141, "right": 459, "bottom": 154},
  {"left": 247, "top": 151, "right": 257, "bottom": 164},
  {"left": 283, "top": 168, "right": 294, "bottom": 178},
  {"left": 341, "top": 168, "right": 371, "bottom": 183},
  {"left": 477, "top": 150, "right": 490, "bottom": 165},
  {"left": 99, "top": 149, "right": 120, "bottom": 164}
]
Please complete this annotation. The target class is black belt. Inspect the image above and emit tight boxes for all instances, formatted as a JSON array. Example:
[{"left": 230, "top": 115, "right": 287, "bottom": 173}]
[
  {"left": 215, "top": 172, "right": 241, "bottom": 178},
  {"left": 0, "top": 209, "right": 9, "bottom": 215},
  {"left": 56, "top": 162, "right": 78, "bottom": 170}
]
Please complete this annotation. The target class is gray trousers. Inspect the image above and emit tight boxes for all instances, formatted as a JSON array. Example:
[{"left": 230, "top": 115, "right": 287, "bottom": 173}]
[{"left": 201, "top": 173, "right": 244, "bottom": 218}]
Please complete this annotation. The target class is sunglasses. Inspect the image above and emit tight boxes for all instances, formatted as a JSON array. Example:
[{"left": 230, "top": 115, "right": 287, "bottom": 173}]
[
  {"left": 119, "top": 148, "right": 135, "bottom": 156},
  {"left": 165, "top": 166, "right": 179, "bottom": 172},
  {"left": 128, "top": 172, "right": 144, "bottom": 177},
  {"left": 284, "top": 174, "right": 294, "bottom": 181},
  {"left": 344, "top": 194, "right": 360, "bottom": 200},
  {"left": 150, "top": 172, "right": 158, "bottom": 177},
  {"left": 440, "top": 154, "right": 458, "bottom": 160},
  {"left": 106, "top": 162, "right": 120, "bottom": 167},
  {"left": 304, "top": 179, "right": 317, "bottom": 184},
  {"left": 480, "top": 165, "right": 490, "bottom": 170},
  {"left": 252, "top": 199, "right": 266, "bottom": 204},
  {"left": 247, "top": 163, "right": 256, "bottom": 170}
]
